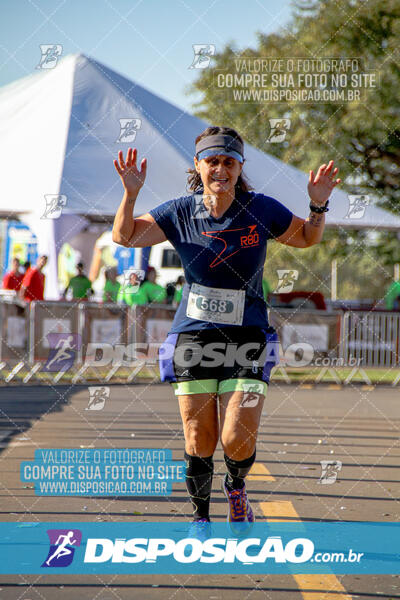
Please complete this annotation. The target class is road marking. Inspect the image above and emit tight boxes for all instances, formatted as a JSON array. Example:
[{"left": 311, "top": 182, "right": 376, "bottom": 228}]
[
  {"left": 259, "top": 501, "right": 352, "bottom": 599},
  {"left": 293, "top": 574, "right": 352, "bottom": 599},
  {"left": 259, "top": 500, "right": 298, "bottom": 520},
  {"left": 248, "top": 463, "right": 275, "bottom": 481}
]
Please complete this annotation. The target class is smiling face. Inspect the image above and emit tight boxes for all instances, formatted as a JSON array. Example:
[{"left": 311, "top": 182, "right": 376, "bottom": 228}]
[{"left": 194, "top": 154, "right": 243, "bottom": 198}]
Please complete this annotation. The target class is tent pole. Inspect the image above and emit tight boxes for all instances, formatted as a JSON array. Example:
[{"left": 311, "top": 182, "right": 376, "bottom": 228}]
[{"left": 331, "top": 259, "right": 337, "bottom": 301}]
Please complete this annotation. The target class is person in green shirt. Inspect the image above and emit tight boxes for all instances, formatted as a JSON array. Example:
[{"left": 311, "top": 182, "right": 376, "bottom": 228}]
[
  {"left": 62, "top": 262, "right": 93, "bottom": 300},
  {"left": 140, "top": 266, "right": 167, "bottom": 304},
  {"left": 385, "top": 280, "right": 400, "bottom": 310},
  {"left": 103, "top": 267, "right": 120, "bottom": 303}
]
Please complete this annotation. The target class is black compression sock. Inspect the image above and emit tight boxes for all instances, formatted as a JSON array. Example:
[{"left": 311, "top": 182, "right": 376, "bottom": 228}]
[
  {"left": 224, "top": 450, "right": 256, "bottom": 491},
  {"left": 184, "top": 451, "right": 214, "bottom": 521}
]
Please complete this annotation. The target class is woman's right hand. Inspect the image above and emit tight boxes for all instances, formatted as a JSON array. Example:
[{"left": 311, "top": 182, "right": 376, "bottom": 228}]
[{"left": 114, "top": 148, "right": 147, "bottom": 195}]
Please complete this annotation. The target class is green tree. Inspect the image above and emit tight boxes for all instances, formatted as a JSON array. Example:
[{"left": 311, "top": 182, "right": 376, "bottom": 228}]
[
  {"left": 188, "top": 0, "right": 400, "bottom": 215},
  {"left": 265, "top": 229, "right": 394, "bottom": 301}
]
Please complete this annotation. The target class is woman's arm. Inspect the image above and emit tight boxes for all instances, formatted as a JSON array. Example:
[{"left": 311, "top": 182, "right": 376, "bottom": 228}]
[
  {"left": 112, "top": 148, "right": 167, "bottom": 248},
  {"left": 112, "top": 200, "right": 166, "bottom": 248},
  {"left": 276, "top": 160, "right": 341, "bottom": 248}
]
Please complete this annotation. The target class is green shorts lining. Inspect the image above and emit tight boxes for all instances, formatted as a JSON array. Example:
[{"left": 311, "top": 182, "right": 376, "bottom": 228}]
[
  {"left": 172, "top": 378, "right": 268, "bottom": 396},
  {"left": 171, "top": 379, "right": 218, "bottom": 395},
  {"left": 218, "top": 378, "right": 268, "bottom": 396}
]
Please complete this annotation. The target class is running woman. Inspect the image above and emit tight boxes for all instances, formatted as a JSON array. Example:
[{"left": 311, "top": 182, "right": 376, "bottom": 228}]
[{"left": 112, "top": 126, "right": 340, "bottom": 534}]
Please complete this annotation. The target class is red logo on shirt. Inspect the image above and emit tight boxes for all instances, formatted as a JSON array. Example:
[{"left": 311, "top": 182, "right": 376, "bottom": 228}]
[{"left": 201, "top": 225, "right": 259, "bottom": 268}]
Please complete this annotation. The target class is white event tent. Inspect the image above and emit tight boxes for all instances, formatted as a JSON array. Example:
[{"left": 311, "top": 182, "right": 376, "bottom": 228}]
[{"left": 0, "top": 53, "right": 399, "bottom": 298}]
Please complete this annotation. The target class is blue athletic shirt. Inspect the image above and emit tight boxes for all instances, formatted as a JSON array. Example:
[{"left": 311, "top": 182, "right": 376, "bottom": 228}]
[{"left": 149, "top": 189, "right": 293, "bottom": 333}]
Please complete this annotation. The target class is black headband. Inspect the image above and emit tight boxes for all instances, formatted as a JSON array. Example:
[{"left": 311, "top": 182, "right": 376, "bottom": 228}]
[{"left": 195, "top": 134, "right": 244, "bottom": 158}]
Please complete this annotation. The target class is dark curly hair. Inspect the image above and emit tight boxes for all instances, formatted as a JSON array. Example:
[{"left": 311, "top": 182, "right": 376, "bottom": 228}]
[{"left": 186, "top": 126, "right": 253, "bottom": 193}]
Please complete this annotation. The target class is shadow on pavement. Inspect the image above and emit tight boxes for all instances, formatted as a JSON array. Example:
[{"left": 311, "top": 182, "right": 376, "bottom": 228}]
[{"left": 0, "top": 385, "right": 84, "bottom": 453}]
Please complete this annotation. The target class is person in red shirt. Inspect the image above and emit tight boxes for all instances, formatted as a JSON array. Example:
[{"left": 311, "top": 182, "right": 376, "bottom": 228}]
[
  {"left": 19, "top": 255, "right": 48, "bottom": 302},
  {"left": 2, "top": 257, "right": 24, "bottom": 292}
]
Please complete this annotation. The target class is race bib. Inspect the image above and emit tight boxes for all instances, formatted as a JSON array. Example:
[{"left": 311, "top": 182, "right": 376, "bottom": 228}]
[{"left": 186, "top": 283, "right": 245, "bottom": 325}]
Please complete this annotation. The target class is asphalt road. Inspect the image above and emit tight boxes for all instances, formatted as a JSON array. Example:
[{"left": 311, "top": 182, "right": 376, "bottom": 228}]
[{"left": 0, "top": 381, "right": 399, "bottom": 599}]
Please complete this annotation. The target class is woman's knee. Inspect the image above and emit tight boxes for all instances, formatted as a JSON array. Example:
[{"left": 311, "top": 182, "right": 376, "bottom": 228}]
[
  {"left": 184, "top": 420, "right": 218, "bottom": 456},
  {"left": 220, "top": 433, "right": 256, "bottom": 460}
]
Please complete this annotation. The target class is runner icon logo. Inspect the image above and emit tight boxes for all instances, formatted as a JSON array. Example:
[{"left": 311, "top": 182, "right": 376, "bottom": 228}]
[
  {"left": 266, "top": 118, "right": 291, "bottom": 144},
  {"left": 36, "top": 45, "right": 63, "bottom": 69},
  {"left": 318, "top": 460, "right": 342, "bottom": 484},
  {"left": 192, "top": 194, "right": 217, "bottom": 219},
  {"left": 116, "top": 118, "right": 142, "bottom": 143},
  {"left": 41, "top": 195, "right": 67, "bottom": 219},
  {"left": 43, "top": 333, "right": 81, "bottom": 373},
  {"left": 345, "top": 195, "right": 370, "bottom": 220},
  {"left": 188, "top": 44, "right": 216, "bottom": 69},
  {"left": 274, "top": 269, "right": 299, "bottom": 293},
  {"left": 239, "top": 382, "right": 265, "bottom": 407},
  {"left": 42, "top": 529, "right": 82, "bottom": 568},
  {"left": 86, "top": 386, "right": 110, "bottom": 411}
]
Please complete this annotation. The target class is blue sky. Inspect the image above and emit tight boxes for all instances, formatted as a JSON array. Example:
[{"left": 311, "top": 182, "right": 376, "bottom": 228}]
[{"left": 0, "top": 0, "right": 294, "bottom": 112}]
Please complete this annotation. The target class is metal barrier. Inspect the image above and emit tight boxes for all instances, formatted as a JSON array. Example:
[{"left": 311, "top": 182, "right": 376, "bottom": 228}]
[
  {"left": 0, "top": 297, "right": 28, "bottom": 363},
  {"left": 74, "top": 304, "right": 176, "bottom": 382},
  {"left": 132, "top": 304, "right": 177, "bottom": 345},
  {"left": 1, "top": 297, "right": 399, "bottom": 382},
  {"left": 29, "top": 301, "right": 133, "bottom": 365},
  {"left": 79, "top": 302, "right": 131, "bottom": 360},
  {"left": 268, "top": 308, "right": 342, "bottom": 363},
  {"left": 340, "top": 311, "right": 400, "bottom": 367},
  {"left": 29, "top": 301, "right": 81, "bottom": 364}
]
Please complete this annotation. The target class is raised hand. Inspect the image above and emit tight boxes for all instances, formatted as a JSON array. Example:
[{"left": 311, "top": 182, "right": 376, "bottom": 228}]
[
  {"left": 114, "top": 148, "right": 147, "bottom": 195},
  {"left": 308, "top": 160, "right": 341, "bottom": 206}
]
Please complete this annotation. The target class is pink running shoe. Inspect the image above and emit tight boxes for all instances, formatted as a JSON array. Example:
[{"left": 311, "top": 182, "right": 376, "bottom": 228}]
[{"left": 222, "top": 475, "right": 255, "bottom": 535}]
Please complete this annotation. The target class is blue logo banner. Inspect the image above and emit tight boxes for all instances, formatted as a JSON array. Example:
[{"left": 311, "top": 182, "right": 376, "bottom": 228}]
[{"left": 0, "top": 522, "right": 398, "bottom": 574}]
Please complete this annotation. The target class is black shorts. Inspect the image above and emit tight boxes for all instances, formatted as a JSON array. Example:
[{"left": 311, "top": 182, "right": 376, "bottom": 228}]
[{"left": 158, "top": 325, "right": 279, "bottom": 385}]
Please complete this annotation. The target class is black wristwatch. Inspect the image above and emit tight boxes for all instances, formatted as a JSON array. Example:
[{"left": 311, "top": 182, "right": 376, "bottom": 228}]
[{"left": 309, "top": 200, "right": 329, "bottom": 213}]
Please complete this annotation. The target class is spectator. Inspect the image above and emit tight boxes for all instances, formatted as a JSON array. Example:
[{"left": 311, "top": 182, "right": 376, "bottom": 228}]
[
  {"left": 386, "top": 279, "right": 400, "bottom": 310},
  {"left": 62, "top": 262, "right": 93, "bottom": 301},
  {"left": 2, "top": 257, "right": 24, "bottom": 292},
  {"left": 172, "top": 275, "right": 185, "bottom": 306},
  {"left": 103, "top": 267, "right": 120, "bottom": 303},
  {"left": 19, "top": 255, "right": 47, "bottom": 302},
  {"left": 118, "top": 271, "right": 148, "bottom": 306},
  {"left": 165, "top": 281, "right": 176, "bottom": 304},
  {"left": 140, "top": 266, "right": 167, "bottom": 304}
]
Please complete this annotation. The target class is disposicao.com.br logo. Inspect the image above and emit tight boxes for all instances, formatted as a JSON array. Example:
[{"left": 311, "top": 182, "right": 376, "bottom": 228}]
[{"left": 84, "top": 534, "right": 314, "bottom": 565}]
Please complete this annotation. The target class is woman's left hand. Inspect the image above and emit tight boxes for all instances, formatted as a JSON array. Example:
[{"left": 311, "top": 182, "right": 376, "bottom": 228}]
[{"left": 308, "top": 160, "right": 341, "bottom": 206}]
